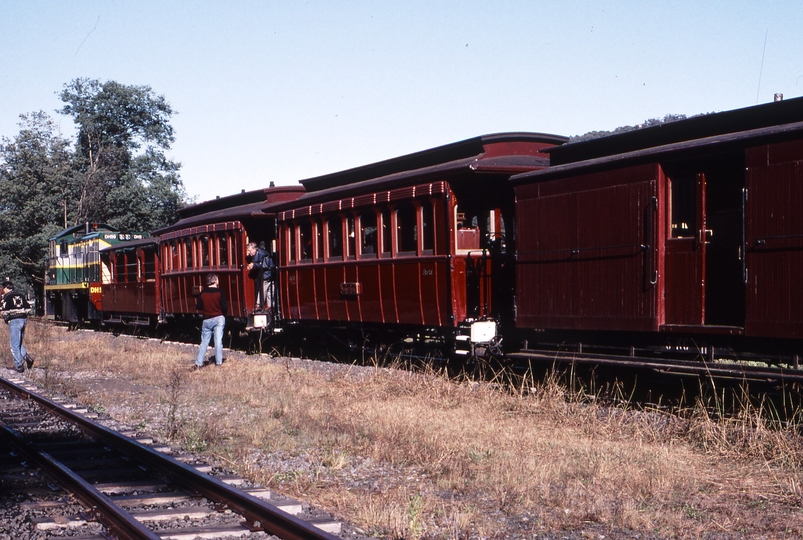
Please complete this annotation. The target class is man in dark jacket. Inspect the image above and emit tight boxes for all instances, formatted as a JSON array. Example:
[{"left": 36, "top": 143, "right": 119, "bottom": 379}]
[
  {"left": 246, "top": 242, "right": 274, "bottom": 311},
  {"left": 194, "top": 273, "right": 227, "bottom": 369},
  {"left": 1, "top": 280, "right": 34, "bottom": 373}
]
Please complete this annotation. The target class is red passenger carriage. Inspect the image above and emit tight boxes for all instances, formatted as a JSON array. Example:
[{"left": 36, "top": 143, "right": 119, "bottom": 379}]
[
  {"left": 511, "top": 96, "right": 803, "bottom": 360},
  {"left": 273, "top": 133, "right": 566, "bottom": 354},
  {"left": 96, "top": 236, "right": 160, "bottom": 326},
  {"left": 98, "top": 185, "right": 304, "bottom": 329}
]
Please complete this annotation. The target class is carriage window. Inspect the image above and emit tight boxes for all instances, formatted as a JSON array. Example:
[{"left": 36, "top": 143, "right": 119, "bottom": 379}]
[
  {"left": 170, "top": 242, "right": 178, "bottom": 271},
  {"left": 670, "top": 174, "right": 696, "bottom": 238},
  {"left": 114, "top": 253, "right": 124, "bottom": 282},
  {"left": 315, "top": 218, "right": 325, "bottom": 261},
  {"left": 218, "top": 235, "right": 228, "bottom": 267},
  {"left": 101, "top": 259, "right": 112, "bottom": 284},
  {"left": 360, "top": 211, "right": 377, "bottom": 256},
  {"left": 456, "top": 208, "right": 481, "bottom": 250},
  {"left": 381, "top": 208, "right": 392, "bottom": 255},
  {"left": 422, "top": 201, "right": 434, "bottom": 252},
  {"left": 299, "top": 221, "right": 313, "bottom": 260},
  {"left": 125, "top": 251, "right": 137, "bottom": 282},
  {"left": 143, "top": 250, "right": 156, "bottom": 280},
  {"left": 184, "top": 238, "right": 193, "bottom": 268},
  {"left": 346, "top": 215, "right": 356, "bottom": 258},
  {"left": 396, "top": 203, "right": 417, "bottom": 254},
  {"left": 289, "top": 224, "right": 297, "bottom": 263},
  {"left": 328, "top": 215, "right": 342, "bottom": 258},
  {"left": 433, "top": 199, "right": 446, "bottom": 254},
  {"left": 200, "top": 235, "right": 210, "bottom": 267}
]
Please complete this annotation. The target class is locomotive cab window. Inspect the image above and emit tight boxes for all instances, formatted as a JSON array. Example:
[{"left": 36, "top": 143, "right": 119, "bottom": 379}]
[{"left": 669, "top": 173, "right": 696, "bottom": 239}]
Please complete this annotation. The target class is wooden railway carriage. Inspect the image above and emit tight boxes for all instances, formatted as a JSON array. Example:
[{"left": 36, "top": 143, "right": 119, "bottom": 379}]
[
  {"left": 274, "top": 133, "right": 567, "bottom": 355},
  {"left": 97, "top": 237, "right": 160, "bottom": 326},
  {"left": 45, "top": 223, "right": 148, "bottom": 323},
  {"left": 152, "top": 186, "right": 304, "bottom": 327},
  {"left": 510, "top": 96, "right": 803, "bottom": 359}
]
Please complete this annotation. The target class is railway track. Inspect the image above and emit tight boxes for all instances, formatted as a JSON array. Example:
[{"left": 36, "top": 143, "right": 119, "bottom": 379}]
[
  {"left": 0, "top": 375, "right": 342, "bottom": 540},
  {"left": 509, "top": 347, "right": 803, "bottom": 385}
]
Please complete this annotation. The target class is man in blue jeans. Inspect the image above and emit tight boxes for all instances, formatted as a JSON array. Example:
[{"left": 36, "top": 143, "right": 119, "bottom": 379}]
[
  {"left": 195, "top": 273, "right": 227, "bottom": 369},
  {"left": 1, "top": 280, "right": 34, "bottom": 373}
]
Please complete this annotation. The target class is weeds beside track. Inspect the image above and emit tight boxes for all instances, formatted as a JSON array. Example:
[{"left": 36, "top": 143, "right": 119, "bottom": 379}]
[{"left": 5, "top": 320, "right": 803, "bottom": 538}]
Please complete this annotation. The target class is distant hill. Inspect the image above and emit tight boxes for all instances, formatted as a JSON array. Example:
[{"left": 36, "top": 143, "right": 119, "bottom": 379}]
[{"left": 568, "top": 113, "right": 691, "bottom": 143}]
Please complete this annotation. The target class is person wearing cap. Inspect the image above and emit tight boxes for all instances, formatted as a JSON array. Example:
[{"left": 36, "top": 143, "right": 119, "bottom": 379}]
[{"left": 1, "top": 280, "right": 34, "bottom": 373}]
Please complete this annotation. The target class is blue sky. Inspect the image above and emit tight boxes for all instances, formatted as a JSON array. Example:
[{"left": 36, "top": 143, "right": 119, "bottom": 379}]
[{"left": 2, "top": 1, "right": 802, "bottom": 203}]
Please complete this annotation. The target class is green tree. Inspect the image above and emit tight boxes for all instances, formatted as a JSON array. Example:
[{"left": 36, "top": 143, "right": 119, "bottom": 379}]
[
  {"left": 58, "top": 78, "right": 186, "bottom": 228},
  {"left": 570, "top": 113, "right": 689, "bottom": 143},
  {"left": 0, "top": 111, "right": 75, "bottom": 288}
]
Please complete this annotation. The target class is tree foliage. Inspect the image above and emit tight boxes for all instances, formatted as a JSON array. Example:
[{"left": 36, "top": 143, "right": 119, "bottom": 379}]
[
  {"left": 58, "top": 78, "right": 185, "bottom": 227},
  {"left": 0, "top": 112, "right": 74, "bottom": 287},
  {"left": 0, "top": 79, "right": 187, "bottom": 289},
  {"left": 569, "top": 113, "right": 689, "bottom": 143}
]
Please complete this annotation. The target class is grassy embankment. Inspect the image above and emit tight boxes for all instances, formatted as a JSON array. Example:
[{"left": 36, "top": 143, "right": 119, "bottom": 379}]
[{"left": 5, "top": 320, "right": 803, "bottom": 539}]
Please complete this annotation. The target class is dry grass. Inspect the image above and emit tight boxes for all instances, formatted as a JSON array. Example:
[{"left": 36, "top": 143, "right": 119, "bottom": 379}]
[{"left": 6, "top": 320, "right": 803, "bottom": 538}]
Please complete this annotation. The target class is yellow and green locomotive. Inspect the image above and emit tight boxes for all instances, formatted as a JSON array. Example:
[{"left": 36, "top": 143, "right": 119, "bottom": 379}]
[{"left": 44, "top": 223, "right": 147, "bottom": 323}]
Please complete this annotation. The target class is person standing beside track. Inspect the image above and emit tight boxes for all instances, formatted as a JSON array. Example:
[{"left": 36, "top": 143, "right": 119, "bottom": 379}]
[
  {"left": 194, "top": 273, "right": 227, "bottom": 369},
  {"left": 246, "top": 242, "right": 274, "bottom": 311},
  {"left": 1, "top": 280, "right": 34, "bottom": 373}
]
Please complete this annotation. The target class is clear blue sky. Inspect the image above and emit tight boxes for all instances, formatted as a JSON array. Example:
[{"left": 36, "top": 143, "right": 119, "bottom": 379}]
[{"left": 2, "top": 1, "right": 802, "bottom": 203}]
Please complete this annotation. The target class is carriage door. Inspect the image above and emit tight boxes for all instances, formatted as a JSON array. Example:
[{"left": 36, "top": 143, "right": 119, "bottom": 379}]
[{"left": 664, "top": 171, "right": 707, "bottom": 325}]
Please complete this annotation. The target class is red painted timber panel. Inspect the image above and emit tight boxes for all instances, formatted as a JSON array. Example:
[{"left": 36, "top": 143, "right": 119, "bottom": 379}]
[
  {"left": 160, "top": 270, "right": 249, "bottom": 318},
  {"left": 379, "top": 264, "right": 398, "bottom": 323},
  {"left": 356, "top": 264, "right": 383, "bottom": 322},
  {"left": 745, "top": 142, "right": 803, "bottom": 338},
  {"left": 516, "top": 165, "right": 659, "bottom": 331},
  {"left": 663, "top": 241, "right": 703, "bottom": 324},
  {"left": 282, "top": 258, "right": 451, "bottom": 328},
  {"left": 102, "top": 283, "right": 158, "bottom": 315},
  {"left": 294, "top": 266, "right": 318, "bottom": 320}
]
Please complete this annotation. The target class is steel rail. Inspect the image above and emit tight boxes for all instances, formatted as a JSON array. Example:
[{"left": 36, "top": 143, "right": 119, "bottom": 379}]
[
  {"left": 0, "top": 422, "right": 160, "bottom": 540},
  {"left": 508, "top": 349, "right": 803, "bottom": 384},
  {"left": 0, "top": 377, "right": 341, "bottom": 540}
]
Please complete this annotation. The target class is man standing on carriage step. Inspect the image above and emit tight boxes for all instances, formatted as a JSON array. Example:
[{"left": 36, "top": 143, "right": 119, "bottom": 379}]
[
  {"left": 246, "top": 242, "right": 274, "bottom": 311},
  {"left": 1, "top": 280, "right": 34, "bottom": 373}
]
